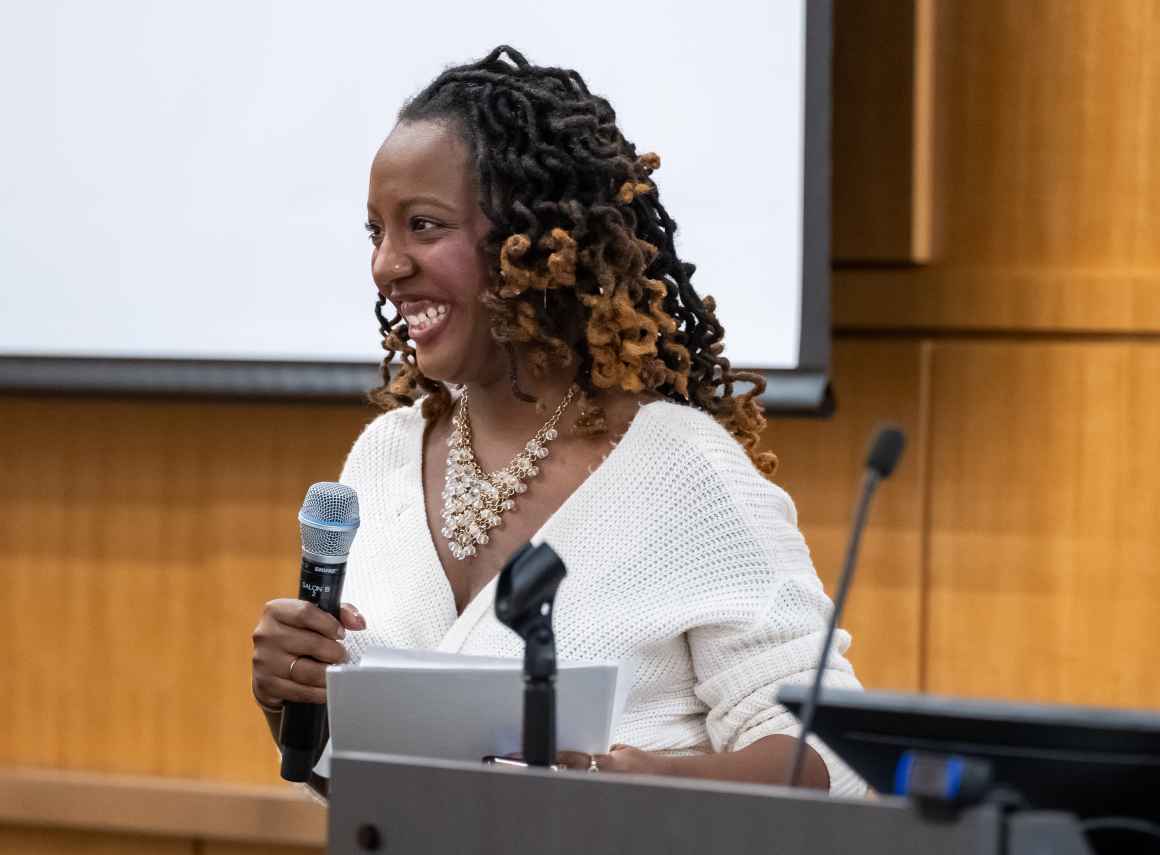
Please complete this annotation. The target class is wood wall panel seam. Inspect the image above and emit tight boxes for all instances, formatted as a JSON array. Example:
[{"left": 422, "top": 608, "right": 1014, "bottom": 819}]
[
  {"left": 833, "top": 269, "right": 1160, "bottom": 333},
  {"left": 833, "top": 330, "right": 1160, "bottom": 345},
  {"left": 915, "top": 339, "right": 935, "bottom": 694},
  {"left": 909, "top": 0, "right": 936, "bottom": 262}
]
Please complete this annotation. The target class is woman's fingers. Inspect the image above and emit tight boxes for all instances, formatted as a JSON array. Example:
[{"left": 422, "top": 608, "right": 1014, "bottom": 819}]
[
  {"left": 340, "top": 602, "right": 367, "bottom": 631},
  {"left": 275, "top": 599, "right": 345, "bottom": 640},
  {"left": 273, "top": 622, "right": 348, "bottom": 664},
  {"left": 591, "top": 751, "right": 621, "bottom": 772},
  {"left": 286, "top": 655, "right": 328, "bottom": 689},
  {"left": 554, "top": 751, "right": 592, "bottom": 771},
  {"left": 253, "top": 673, "right": 327, "bottom": 705},
  {"left": 252, "top": 647, "right": 327, "bottom": 690},
  {"left": 497, "top": 749, "right": 657, "bottom": 774},
  {"left": 592, "top": 745, "right": 656, "bottom": 774}
]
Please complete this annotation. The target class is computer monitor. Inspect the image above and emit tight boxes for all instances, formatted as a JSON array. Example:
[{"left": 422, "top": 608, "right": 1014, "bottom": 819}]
[{"left": 778, "top": 686, "right": 1160, "bottom": 820}]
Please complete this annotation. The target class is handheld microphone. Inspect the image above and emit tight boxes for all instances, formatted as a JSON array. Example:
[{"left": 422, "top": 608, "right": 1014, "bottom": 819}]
[
  {"left": 279, "top": 481, "right": 360, "bottom": 782},
  {"left": 786, "top": 425, "right": 905, "bottom": 788}
]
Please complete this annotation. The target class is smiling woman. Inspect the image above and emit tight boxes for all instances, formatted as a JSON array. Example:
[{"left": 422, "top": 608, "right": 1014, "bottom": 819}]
[{"left": 250, "top": 46, "right": 864, "bottom": 796}]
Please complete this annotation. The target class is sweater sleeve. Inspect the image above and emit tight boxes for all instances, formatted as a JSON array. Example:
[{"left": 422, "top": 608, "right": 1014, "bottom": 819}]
[{"left": 679, "top": 433, "right": 867, "bottom": 796}]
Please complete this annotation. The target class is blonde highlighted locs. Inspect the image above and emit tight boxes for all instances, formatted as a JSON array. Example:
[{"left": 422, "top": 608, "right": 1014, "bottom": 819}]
[{"left": 370, "top": 46, "right": 777, "bottom": 477}]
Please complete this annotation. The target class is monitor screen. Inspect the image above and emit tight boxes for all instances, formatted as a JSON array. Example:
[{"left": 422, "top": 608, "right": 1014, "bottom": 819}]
[{"left": 779, "top": 686, "right": 1160, "bottom": 820}]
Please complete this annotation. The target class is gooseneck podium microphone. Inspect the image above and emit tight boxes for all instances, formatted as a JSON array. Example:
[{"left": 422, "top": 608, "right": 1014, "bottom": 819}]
[
  {"left": 786, "top": 425, "right": 905, "bottom": 788},
  {"left": 495, "top": 542, "right": 567, "bottom": 767},
  {"left": 280, "top": 482, "right": 360, "bottom": 782}
]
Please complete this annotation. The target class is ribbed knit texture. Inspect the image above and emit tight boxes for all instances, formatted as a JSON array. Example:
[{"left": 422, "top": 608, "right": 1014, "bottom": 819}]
[{"left": 338, "top": 399, "right": 866, "bottom": 797}]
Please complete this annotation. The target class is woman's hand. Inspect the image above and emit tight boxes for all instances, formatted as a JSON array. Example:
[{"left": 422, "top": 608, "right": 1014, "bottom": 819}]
[
  {"left": 556, "top": 745, "right": 669, "bottom": 775},
  {"left": 560, "top": 737, "right": 829, "bottom": 788},
  {"left": 251, "top": 600, "right": 366, "bottom": 710},
  {"left": 592, "top": 744, "right": 668, "bottom": 775}
]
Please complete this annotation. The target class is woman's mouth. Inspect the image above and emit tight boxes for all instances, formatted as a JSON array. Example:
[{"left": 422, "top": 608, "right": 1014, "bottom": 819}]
[{"left": 403, "top": 302, "right": 451, "bottom": 343}]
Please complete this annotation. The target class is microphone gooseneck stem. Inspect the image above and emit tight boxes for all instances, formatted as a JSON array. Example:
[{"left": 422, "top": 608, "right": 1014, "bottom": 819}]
[
  {"left": 522, "top": 626, "right": 558, "bottom": 767},
  {"left": 523, "top": 678, "right": 557, "bottom": 766},
  {"left": 786, "top": 469, "right": 881, "bottom": 788}
]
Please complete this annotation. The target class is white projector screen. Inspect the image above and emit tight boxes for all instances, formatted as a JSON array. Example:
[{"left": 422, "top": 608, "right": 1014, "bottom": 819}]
[{"left": 0, "top": 0, "right": 830, "bottom": 407}]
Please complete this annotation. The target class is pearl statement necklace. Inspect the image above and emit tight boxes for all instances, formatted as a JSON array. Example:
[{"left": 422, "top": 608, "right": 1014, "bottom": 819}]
[{"left": 440, "top": 385, "right": 578, "bottom": 560}]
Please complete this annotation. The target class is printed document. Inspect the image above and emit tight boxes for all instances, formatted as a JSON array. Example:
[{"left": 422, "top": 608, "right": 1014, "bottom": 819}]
[{"left": 316, "top": 647, "right": 628, "bottom": 776}]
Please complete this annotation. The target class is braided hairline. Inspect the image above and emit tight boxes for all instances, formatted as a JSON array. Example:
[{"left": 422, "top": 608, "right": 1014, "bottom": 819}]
[{"left": 370, "top": 46, "right": 776, "bottom": 477}]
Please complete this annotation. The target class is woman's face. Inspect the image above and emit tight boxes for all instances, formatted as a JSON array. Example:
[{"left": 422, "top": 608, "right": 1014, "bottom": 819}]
[{"left": 367, "top": 120, "right": 501, "bottom": 386}]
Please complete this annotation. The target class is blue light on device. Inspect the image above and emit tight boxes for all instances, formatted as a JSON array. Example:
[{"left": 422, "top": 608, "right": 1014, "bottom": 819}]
[{"left": 895, "top": 751, "right": 991, "bottom": 805}]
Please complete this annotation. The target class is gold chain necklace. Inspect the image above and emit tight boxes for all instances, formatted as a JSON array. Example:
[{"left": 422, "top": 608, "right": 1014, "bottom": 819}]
[{"left": 440, "top": 384, "right": 578, "bottom": 560}]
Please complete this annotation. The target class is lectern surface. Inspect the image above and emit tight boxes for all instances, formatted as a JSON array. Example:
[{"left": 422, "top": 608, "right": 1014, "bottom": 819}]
[{"left": 328, "top": 752, "right": 1005, "bottom": 855}]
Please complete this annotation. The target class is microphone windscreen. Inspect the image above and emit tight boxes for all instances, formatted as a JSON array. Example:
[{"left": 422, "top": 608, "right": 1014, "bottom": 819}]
[
  {"left": 865, "top": 426, "right": 906, "bottom": 478},
  {"left": 298, "top": 481, "right": 360, "bottom": 559}
]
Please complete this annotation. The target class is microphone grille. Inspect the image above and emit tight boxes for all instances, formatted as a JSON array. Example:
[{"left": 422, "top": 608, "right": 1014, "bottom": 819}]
[
  {"left": 866, "top": 425, "right": 906, "bottom": 478},
  {"left": 299, "top": 482, "right": 360, "bottom": 560}
]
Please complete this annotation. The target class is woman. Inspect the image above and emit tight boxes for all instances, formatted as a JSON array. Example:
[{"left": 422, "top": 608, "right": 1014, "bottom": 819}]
[{"left": 251, "top": 46, "right": 863, "bottom": 795}]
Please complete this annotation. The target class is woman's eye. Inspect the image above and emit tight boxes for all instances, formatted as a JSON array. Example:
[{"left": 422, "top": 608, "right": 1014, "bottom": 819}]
[
  {"left": 364, "top": 222, "right": 382, "bottom": 245},
  {"left": 411, "top": 217, "right": 441, "bottom": 233}
]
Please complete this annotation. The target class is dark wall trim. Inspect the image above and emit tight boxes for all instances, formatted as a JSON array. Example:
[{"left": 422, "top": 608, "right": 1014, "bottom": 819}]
[
  {"left": 1, "top": 357, "right": 831, "bottom": 413},
  {"left": 0, "top": 356, "right": 382, "bottom": 400},
  {"left": 757, "top": 369, "right": 830, "bottom": 413}
]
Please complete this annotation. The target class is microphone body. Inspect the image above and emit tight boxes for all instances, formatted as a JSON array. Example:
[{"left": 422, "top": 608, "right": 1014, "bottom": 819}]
[
  {"left": 786, "top": 425, "right": 905, "bottom": 788},
  {"left": 280, "top": 482, "right": 360, "bottom": 782},
  {"left": 278, "top": 554, "right": 347, "bottom": 781}
]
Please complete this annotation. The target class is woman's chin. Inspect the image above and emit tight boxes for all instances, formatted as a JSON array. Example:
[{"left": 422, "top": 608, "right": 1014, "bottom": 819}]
[
  {"left": 413, "top": 349, "right": 451, "bottom": 384},
  {"left": 414, "top": 340, "right": 503, "bottom": 388},
  {"left": 414, "top": 345, "right": 468, "bottom": 386}
]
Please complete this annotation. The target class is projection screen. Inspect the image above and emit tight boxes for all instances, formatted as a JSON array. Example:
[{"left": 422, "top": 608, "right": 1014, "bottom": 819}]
[{"left": 0, "top": 0, "right": 830, "bottom": 409}]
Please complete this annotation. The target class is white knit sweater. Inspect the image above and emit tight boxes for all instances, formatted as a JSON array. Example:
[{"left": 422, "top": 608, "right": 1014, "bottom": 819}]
[{"left": 335, "top": 399, "right": 865, "bottom": 796}]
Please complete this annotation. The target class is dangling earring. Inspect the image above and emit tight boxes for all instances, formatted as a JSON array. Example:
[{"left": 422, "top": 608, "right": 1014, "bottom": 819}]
[{"left": 506, "top": 344, "right": 537, "bottom": 404}]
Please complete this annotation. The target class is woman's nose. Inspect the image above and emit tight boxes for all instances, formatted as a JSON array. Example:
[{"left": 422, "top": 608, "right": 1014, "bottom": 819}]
[{"left": 371, "top": 238, "right": 415, "bottom": 292}]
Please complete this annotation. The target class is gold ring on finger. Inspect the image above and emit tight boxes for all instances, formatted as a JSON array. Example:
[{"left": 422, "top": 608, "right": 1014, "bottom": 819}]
[{"left": 288, "top": 656, "right": 302, "bottom": 681}]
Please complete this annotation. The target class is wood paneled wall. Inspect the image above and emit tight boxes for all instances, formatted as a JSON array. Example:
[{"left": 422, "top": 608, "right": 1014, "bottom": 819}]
[
  {"left": 835, "top": 0, "right": 1160, "bottom": 330},
  {"left": 923, "top": 341, "right": 1160, "bottom": 706},
  {"left": 0, "top": 398, "right": 374, "bottom": 785},
  {"left": 2, "top": 2, "right": 1158, "bottom": 848},
  {"left": 818, "top": 0, "right": 1160, "bottom": 710}
]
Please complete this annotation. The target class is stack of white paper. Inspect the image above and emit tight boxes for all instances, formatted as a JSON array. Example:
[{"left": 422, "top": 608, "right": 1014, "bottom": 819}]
[{"left": 321, "top": 648, "right": 627, "bottom": 773}]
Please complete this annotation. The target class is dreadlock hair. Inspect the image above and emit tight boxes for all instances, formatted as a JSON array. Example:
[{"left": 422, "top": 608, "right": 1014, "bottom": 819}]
[{"left": 370, "top": 45, "right": 777, "bottom": 477}]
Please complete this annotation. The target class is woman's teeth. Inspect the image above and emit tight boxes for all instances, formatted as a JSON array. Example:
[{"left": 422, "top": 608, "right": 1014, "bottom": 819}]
[{"left": 405, "top": 304, "right": 448, "bottom": 333}]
